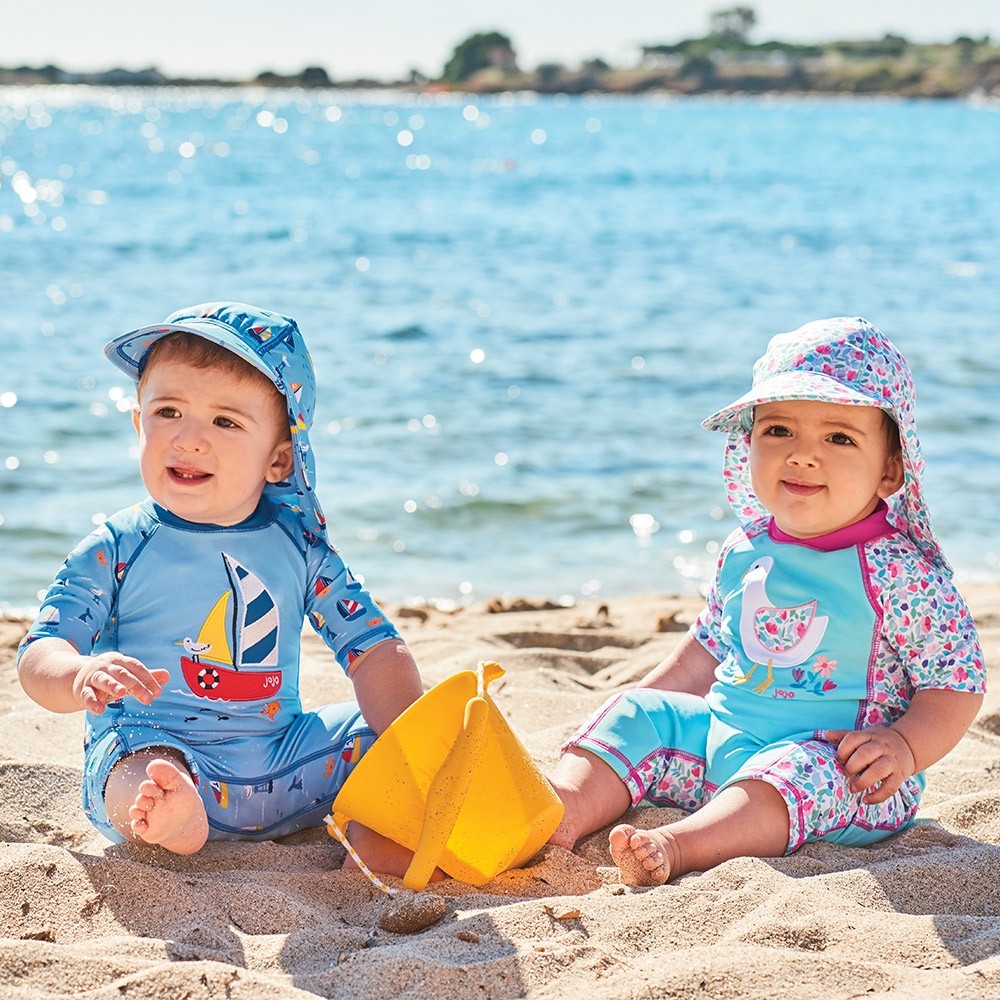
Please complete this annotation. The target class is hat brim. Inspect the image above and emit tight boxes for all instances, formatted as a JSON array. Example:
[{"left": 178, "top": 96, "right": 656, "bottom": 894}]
[
  {"left": 104, "top": 319, "right": 277, "bottom": 386},
  {"left": 702, "top": 370, "right": 890, "bottom": 433}
]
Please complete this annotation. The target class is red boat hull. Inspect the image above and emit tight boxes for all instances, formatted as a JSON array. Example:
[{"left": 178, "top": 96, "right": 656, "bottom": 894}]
[{"left": 181, "top": 656, "right": 282, "bottom": 702}]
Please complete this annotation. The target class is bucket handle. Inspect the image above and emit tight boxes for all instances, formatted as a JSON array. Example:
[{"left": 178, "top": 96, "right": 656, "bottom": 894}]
[{"left": 402, "top": 689, "right": 489, "bottom": 890}]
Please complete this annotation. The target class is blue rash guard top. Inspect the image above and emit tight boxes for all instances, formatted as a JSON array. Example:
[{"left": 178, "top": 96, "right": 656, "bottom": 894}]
[{"left": 20, "top": 497, "right": 399, "bottom": 746}]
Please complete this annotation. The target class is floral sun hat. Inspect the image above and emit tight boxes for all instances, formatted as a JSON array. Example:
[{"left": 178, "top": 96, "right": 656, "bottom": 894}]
[
  {"left": 701, "top": 316, "right": 948, "bottom": 574},
  {"left": 104, "top": 301, "right": 328, "bottom": 544}
]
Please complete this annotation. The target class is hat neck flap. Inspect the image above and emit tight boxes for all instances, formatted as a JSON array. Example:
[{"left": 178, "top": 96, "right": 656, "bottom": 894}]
[
  {"left": 711, "top": 317, "right": 949, "bottom": 575},
  {"left": 111, "top": 301, "right": 329, "bottom": 546}
]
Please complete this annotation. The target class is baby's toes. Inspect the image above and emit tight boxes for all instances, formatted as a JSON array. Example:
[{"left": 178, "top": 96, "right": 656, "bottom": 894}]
[
  {"left": 642, "top": 850, "right": 664, "bottom": 873},
  {"left": 137, "top": 779, "right": 164, "bottom": 801},
  {"left": 609, "top": 824, "right": 638, "bottom": 863},
  {"left": 132, "top": 792, "right": 156, "bottom": 814},
  {"left": 130, "top": 798, "right": 151, "bottom": 819},
  {"left": 609, "top": 825, "right": 636, "bottom": 849},
  {"left": 630, "top": 837, "right": 655, "bottom": 861}
]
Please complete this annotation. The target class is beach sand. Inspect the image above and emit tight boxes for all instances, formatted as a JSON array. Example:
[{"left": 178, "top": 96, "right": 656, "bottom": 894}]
[{"left": 2, "top": 585, "right": 999, "bottom": 999}]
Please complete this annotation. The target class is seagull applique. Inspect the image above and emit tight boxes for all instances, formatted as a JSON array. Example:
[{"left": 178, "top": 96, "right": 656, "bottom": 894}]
[
  {"left": 178, "top": 636, "right": 212, "bottom": 662},
  {"left": 734, "top": 556, "right": 829, "bottom": 694}
]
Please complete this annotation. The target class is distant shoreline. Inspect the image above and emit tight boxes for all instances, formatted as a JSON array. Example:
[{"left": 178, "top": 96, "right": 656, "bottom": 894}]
[
  {"left": 4, "top": 35, "right": 999, "bottom": 100},
  {"left": 1, "top": 78, "right": 997, "bottom": 103}
]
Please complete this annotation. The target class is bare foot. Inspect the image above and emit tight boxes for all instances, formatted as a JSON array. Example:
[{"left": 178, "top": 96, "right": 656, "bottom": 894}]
[
  {"left": 128, "top": 758, "right": 209, "bottom": 855},
  {"left": 609, "top": 823, "right": 677, "bottom": 886}
]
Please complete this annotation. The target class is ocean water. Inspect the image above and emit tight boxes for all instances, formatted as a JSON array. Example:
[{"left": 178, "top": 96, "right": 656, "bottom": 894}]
[{"left": 1, "top": 87, "right": 998, "bottom": 611}]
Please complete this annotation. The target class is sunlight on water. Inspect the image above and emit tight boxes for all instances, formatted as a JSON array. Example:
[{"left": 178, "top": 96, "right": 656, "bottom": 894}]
[{"left": 1, "top": 88, "right": 998, "bottom": 610}]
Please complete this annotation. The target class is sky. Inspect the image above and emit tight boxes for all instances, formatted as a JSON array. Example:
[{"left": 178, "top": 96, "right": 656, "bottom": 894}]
[{"left": 4, "top": 1, "right": 999, "bottom": 82}]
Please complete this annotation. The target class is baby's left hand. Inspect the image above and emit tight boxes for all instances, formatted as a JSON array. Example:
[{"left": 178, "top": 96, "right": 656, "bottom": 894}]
[{"left": 823, "top": 726, "right": 916, "bottom": 804}]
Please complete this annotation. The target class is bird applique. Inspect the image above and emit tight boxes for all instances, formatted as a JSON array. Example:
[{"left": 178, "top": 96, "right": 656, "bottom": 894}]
[
  {"left": 734, "top": 556, "right": 829, "bottom": 694},
  {"left": 178, "top": 636, "right": 212, "bottom": 662}
]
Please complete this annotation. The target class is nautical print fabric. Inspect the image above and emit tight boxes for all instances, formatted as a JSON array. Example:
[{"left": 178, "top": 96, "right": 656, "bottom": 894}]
[
  {"left": 19, "top": 498, "right": 398, "bottom": 740},
  {"left": 18, "top": 498, "right": 399, "bottom": 841},
  {"left": 81, "top": 701, "right": 376, "bottom": 842},
  {"left": 105, "top": 301, "right": 329, "bottom": 544}
]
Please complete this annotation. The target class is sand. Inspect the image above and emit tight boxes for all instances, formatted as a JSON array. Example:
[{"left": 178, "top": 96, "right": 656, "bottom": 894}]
[{"left": 2, "top": 585, "right": 999, "bottom": 999}]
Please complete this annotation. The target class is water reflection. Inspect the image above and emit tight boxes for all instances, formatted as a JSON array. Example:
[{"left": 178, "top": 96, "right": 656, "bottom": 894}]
[{"left": 0, "top": 89, "right": 997, "bottom": 610}]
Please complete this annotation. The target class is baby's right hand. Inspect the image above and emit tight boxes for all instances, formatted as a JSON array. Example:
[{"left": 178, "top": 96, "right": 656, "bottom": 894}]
[{"left": 72, "top": 653, "right": 169, "bottom": 714}]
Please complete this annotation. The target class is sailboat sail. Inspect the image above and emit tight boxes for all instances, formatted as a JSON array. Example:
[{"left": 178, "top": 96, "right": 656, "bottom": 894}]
[
  {"left": 198, "top": 592, "right": 233, "bottom": 666},
  {"left": 224, "top": 554, "right": 279, "bottom": 667}
]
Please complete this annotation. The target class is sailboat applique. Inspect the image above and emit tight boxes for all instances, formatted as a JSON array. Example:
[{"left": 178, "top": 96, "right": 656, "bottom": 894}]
[{"left": 179, "top": 553, "right": 283, "bottom": 702}]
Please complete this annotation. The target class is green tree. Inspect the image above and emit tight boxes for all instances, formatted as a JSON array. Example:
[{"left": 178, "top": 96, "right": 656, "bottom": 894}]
[
  {"left": 441, "top": 31, "right": 517, "bottom": 83},
  {"left": 709, "top": 6, "right": 757, "bottom": 43},
  {"left": 301, "top": 66, "right": 331, "bottom": 87}
]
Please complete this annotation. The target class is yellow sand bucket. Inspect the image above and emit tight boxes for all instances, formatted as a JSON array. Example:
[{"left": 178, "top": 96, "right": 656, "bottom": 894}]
[{"left": 329, "top": 660, "right": 564, "bottom": 891}]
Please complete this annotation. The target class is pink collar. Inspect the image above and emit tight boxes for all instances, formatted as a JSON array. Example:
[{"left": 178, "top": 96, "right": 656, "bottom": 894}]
[{"left": 768, "top": 500, "right": 899, "bottom": 552}]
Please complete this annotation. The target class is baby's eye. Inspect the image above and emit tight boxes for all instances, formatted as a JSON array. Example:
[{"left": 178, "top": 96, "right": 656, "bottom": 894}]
[
  {"left": 214, "top": 416, "right": 240, "bottom": 429},
  {"left": 761, "top": 424, "right": 791, "bottom": 438},
  {"left": 154, "top": 406, "right": 180, "bottom": 419},
  {"left": 829, "top": 432, "right": 855, "bottom": 446}
]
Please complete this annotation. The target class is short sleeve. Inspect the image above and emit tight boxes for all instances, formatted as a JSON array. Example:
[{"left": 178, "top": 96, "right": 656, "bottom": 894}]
[
  {"left": 304, "top": 540, "right": 401, "bottom": 674},
  {"left": 692, "top": 528, "right": 745, "bottom": 661},
  {"left": 17, "top": 525, "right": 118, "bottom": 664},
  {"left": 878, "top": 551, "right": 985, "bottom": 694}
]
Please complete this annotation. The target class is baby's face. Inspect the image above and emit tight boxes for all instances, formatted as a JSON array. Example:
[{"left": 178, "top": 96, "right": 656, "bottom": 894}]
[
  {"left": 132, "top": 357, "right": 292, "bottom": 526},
  {"left": 748, "top": 399, "right": 903, "bottom": 539}
]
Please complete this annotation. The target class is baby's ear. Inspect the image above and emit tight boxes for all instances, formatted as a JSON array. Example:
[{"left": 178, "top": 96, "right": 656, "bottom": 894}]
[
  {"left": 131, "top": 406, "right": 141, "bottom": 435},
  {"left": 878, "top": 451, "right": 905, "bottom": 498},
  {"left": 267, "top": 440, "right": 295, "bottom": 483}
]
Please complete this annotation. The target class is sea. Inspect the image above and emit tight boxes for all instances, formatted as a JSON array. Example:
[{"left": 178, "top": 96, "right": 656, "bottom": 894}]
[{"left": 1, "top": 86, "right": 998, "bottom": 612}]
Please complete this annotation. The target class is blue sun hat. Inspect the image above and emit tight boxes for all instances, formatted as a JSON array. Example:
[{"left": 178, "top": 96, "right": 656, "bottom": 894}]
[
  {"left": 104, "top": 301, "right": 328, "bottom": 543},
  {"left": 701, "top": 316, "right": 947, "bottom": 575}
]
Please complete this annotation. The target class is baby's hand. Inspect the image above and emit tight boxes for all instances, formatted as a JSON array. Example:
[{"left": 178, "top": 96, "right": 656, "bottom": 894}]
[
  {"left": 72, "top": 653, "right": 169, "bottom": 714},
  {"left": 823, "top": 726, "right": 917, "bottom": 804}
]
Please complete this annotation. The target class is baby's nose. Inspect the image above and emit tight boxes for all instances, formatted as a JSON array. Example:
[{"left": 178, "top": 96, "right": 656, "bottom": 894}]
[
  {"left": 787, "top": 444, "right": 819, "bottom": 466},
  {"left": 173, "top": 422, "right": 208, "bottom": 451}
]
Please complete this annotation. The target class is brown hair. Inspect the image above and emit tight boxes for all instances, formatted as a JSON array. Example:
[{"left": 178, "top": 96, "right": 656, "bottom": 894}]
[
  {"left": 882, "top": 411, "right": 901, "bottom": 457},
  {"left": 137, "top": 332, "right": 289, "bottom": 438}
]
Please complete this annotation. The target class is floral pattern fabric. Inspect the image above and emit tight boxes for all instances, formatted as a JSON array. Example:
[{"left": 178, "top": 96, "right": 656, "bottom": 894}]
[{"left": 564, "top": 317, "right": 985, "bottom": 854}]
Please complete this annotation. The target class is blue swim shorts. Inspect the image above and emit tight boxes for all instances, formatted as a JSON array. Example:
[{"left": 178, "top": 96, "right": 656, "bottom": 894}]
[{"left": 82, "top": 702, "right": 374, "bottom": 842}]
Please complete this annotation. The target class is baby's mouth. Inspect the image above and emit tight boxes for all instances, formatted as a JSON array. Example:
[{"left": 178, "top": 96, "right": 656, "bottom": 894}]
[
  {"left": 169, "top": 466, "right": 211, "bottom": 483},
  {"left": 782, "top": 480, "right": 822, "bottom": 496}
]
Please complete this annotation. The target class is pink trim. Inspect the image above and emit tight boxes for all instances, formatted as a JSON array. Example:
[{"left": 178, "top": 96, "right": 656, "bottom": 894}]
[
  {"left": 565, "top": 693, "right": 627, "bottom": 745},
  {"left": 857, "top": 545, "right": 885, "bottom": 731},
  {"left": 768, "top": 500, "right": 899, "bottom": 552},
  {"left": 749, "top": 771, "right": 809, "bottom": 854},
  {"left": 565, "top": 714, "right": 711, "bottom": 808},
  {"left": 630, "top": 745, "right": 711, "bottom": 807},
  {"left": 574, "top": 737, "right": 636, "bottom": 789}
]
